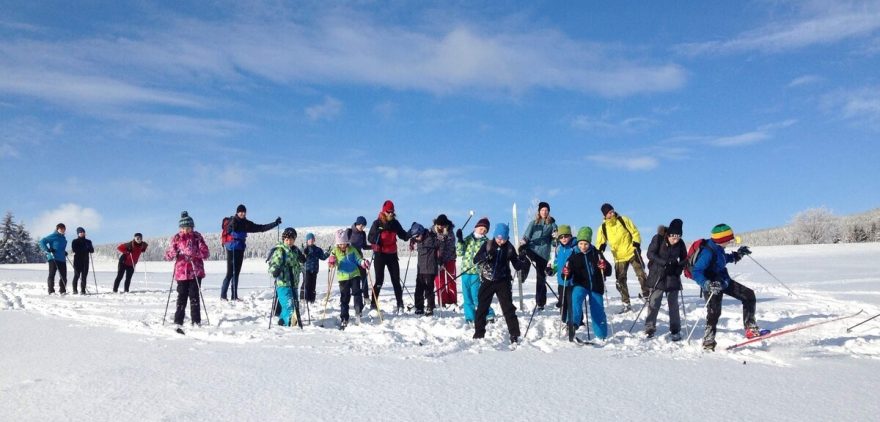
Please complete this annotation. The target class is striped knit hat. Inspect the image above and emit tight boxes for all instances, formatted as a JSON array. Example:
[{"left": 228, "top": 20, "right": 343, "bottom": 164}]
[
  {"left": 179, "top": 211, "right": 194, "bottom": 228},
  {"left": 711, "top": 224, "right": 734, "bottom": 244}
]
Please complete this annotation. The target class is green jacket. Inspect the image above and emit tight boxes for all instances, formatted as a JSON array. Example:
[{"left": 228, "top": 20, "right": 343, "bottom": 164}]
[
  {"left": 267, "top": 243, "right": 304, "bottom": 287},
  {"left": 456, "top": 233, "right": 487, "bottom": 275},
  {"left": 329, "top": 245, "right": 364, "bottom": 282}
]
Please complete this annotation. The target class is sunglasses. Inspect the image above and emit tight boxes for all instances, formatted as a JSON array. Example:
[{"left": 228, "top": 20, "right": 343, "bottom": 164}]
[
  {"left": 559, "top": 234, "right": 572, "bottom": 238},
  {"left": 667, "top": 234, "right": 681, "bottom": 239}
]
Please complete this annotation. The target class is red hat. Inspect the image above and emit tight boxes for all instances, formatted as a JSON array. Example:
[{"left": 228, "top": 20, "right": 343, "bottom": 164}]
[{"left": 382, "top": 200, "right": 395, "bottom": 213}]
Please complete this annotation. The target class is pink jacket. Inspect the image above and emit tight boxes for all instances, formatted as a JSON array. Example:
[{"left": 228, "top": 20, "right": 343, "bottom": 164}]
[{"left": 163, "top": 231, "right": 210, "bottom": 281}]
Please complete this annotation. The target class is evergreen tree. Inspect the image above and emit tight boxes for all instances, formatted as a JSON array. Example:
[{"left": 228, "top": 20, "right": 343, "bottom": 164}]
[{"left": 0, "top": 211, "right": 43, "bottom": 263}]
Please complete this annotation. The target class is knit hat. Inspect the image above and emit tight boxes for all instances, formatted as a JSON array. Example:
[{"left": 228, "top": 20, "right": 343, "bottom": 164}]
[
  {"left": 711, "top": 224, "right": 734, "bottom": 244},
  {"left": 494, "top": 223, "right": 510, "bottom": 241},
  {"left": 306, "top": 232, "right": 315, "bottom": 241},
  {"left": 600, "top": 203, "right": 614, "bottom": 216},
  {"left": 179, "top": 211, "right": 194, "bottom": 228},
  {"left": 56, "top": 223, "right": 66, "bottom": 230},
  {"left": 538, "top": 201, "right": 550, "bottom": 212},
  {"left": 282, "top": 227, "right": 297, "bottom": 239},
  {"left": 668, "top": 218, "right": 683, "bottom": 236},
  {"left": 335, "top": 228, "right": 350, "bottom": 245},
  {"left": 236, "top": 204, "right": 247, "bottom": 213},
  {"left": 382, "top": 200, "right": 395, "bottom": 213},
  {"left": 408, "top": 222, "right": 426, "bottom": 238},
  {"left": 577, "top": 226, "right": 593, "bottom": 243},
  {"left": 134, "top": 232, "right": 143, "bottom": 239},
  {"left": 474, "top": 217, "right": 490, "bottom": 231},
  {"left": 76, "top": 227, "right": 85, "bottom": 234},
  {"left": 557, "top": 225, "right": 572, "bottom": 238},
  {"left": 433, "top": 214, "right": 452, "bottom": 227},
  {"left": 355, "top": 216, "right": 367, "bottom": 226}
]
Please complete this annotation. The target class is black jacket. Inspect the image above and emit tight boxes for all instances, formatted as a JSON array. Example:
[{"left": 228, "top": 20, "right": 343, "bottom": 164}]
[
  {"left": 71, "top": 237, "right": 94, "bottom": 263},
  {"left": 646, "top": 233, "right": 687, "bottom": 291},
  {"left": 346, "top": 224, "right": 368, "bottom": 253},
  {"left": 473, "top": 241, "right": 528, "bottom": 283},
  {"left": 565, "top": 246, "right": 609, "bottom": 294},
  {"left": 415, "top": 231, "right": 441, "bottom": 275}
]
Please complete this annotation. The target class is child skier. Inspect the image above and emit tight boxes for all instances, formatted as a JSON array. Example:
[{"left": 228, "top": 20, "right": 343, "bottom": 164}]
[
  {"left": 472, "top": 223, "right": 530, "bottom": 344},
  {"left": 327, "top": 229, "right": 370, "bottom": 329},
  {"left": 551, "top": 225, "right": 578, "bottom": 322},
  {"left": 38, "top": 223, "right": 68, "bottom": 295},
  {"left": 432, "top": 214, "right": 457, "bottom": 307},
  {"left": 561, "top": 227, "right": 610, "bottom": 342},
  {"left": 691, "top": 223, "right": 762, "bottom": 351},
  {"left": 113, "top": 233, "right": 148, "bottom": 293},
  {"left": 268, "top": 228, "right": 306, "bottom": 327},
  {"left": 346, "top": 216, "right": 370, "bottom": 301},
  {"left": 456, "top": 217, "right": 495, "bottom": 323},
  {"left": 163, "top": 212, "right": 209, "bottom": 331},
  {"left": 70, "top": 227, "right": 94, "bottom": 295},
  {"left": 409, "top": 222, "right": 439, "bottom": 316},
  {"left": 643, "top": 219, "right": 686, "bottom": 340},
  {"left": 302, "top": 232, "right": 329, "bottom": 304}
]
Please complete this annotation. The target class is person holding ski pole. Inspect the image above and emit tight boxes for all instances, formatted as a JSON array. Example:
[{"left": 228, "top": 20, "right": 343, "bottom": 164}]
[
  {"left": 432, "top": 214, "right": 457, "bottom": 307},
  {"left": 408, "top": 222, "right": 439, "bottom": 316},
  {"left": 550, "top": 225, "right": 578, "bottom": 320},
  {"left": 220, "top": 204, "right": 281, "bottom": 301},
  {"left": 643, "top": 219, "right": 686, "bottom": 340},
  {"left": 596, "top": 203, "right": 647, "bottom": 313},
  {"left": 268, "top": 228, "right": 306, "bottom": 327},
  {"left": 691, "top": 223, "right": 763, "bottom": 351},
  {"left": 456, "top": 217, "right": 495, "bottom": 324},
  {"left": 70, "top": 227, "right": 94, "bottom": 295},
  {"left": 113, "top": 233, "right": 148, "bottom": 293},
  {"left": 39, "top": 223, "right": 68, "bottom": 295},
  {"left": 472, "top": 223, "right": 530, "bottom": 344},
  {"left": 346, "top": 216, "right": 370, "bottom": 301},
  {"left": 164, "top": 212, "right": 209, "bottom": 328},
  {"left": 302, "top": 232, "right": 329, "bottom": 304},
  {"left": 561, "top": 226, "right": 611, "bottom": 342},
  {"left": 327, "top": 229, "right": 370, "bottom": 329},
  {"left": 520, "top": 201, "right": 557, "bottom": 311},
  {"left": 367, "top": 200, "right": 410, "bottom": 314}
]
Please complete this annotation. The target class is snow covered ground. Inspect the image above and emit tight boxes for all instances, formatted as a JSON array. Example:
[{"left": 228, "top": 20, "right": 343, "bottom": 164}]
[{"left": 2, "top": 244, "right": 879, "bottom": 421}]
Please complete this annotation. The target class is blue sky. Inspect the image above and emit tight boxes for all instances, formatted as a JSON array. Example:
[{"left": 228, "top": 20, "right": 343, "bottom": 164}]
[{"left": 2, "top": 0, "right": 879, "bottom": 243}]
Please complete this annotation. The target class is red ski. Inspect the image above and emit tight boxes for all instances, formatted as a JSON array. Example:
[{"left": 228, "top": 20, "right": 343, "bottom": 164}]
[{"left": 726, "top": 309, "right": 864, "bottom": 350}]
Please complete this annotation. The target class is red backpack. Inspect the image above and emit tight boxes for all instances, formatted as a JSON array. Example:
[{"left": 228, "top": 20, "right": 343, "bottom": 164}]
[
  {"left": 220, "top": 216, "right": 234, "bottom": 246},
  {"left": 684, "top": 239, "right": 716, "bottom": 280}
]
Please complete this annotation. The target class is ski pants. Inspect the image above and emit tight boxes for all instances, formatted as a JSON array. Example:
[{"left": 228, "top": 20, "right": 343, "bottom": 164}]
[
  {"left": 614, "top": 254, "right": 648, "bottom": 305},
  {"left": 275, "top": 285, "right": 298, "bottom": 327},
  {"left": 414, "top": 273, "right": 436, "bottom": 312},
  {"left": 703, "top": 279, "right": 757, "bottom": 346},
  {"left": 565, "top": 286, "right": 608, "bottom": 340},
  {"left": 72, "top": 256, "right": 89, "bottom": 293},
  {"left": 474, "top": 279, "right": 520, "bottom": 339},
  {"left": 113, "top": 262, "right": 134, "bottom": 292},
  {"left": 532, "top": 256, "right": 549, "bottom": 307},
  {"left": 47, "top": 260, "right": 67, "bottom": 294},
  {"left": 302, "top": 271, "right": 318, "bottom": 303},
  {"left": 462, "top": 273, "right": 494, "bottom": 322},
  {"left": 644, "top": 289, "right": 681, "bottom": 335},
  {"left": 174, "top": 279, "right": 202, "bottom": 325},
  {"left": 339, "top": 277, "right": 364, "bottom": 322},
  {"left": 558, "top": 283, "right": 575, "bottom": 325},
  {"left": 359, "top": 267, "right": 370, "bottom": 300},
  {"left": 372, "top": 252, "right": 403, "bottom": 308},
  {"left": 221, "top": 248, "right": 245, "bottom": 300}
]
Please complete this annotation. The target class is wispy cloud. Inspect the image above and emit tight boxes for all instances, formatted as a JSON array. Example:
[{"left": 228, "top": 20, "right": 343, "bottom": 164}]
[
  {"left": 33, "top": 203, "right": 102, "bottom": 236},
  {"left": 788, "top": 74, "right": 823, "bottom": 88},
  {"left": 822, "top": 86, "right": 880, "bottom": 129},
  {"left": 707, "top": 119, "right": 797, "bottom": 147},
  {"left": 586, "top": 155, "right": 659, "bottom": 171},
  {"left": 305, "top": 96, "right": 343, "bottom": 121},
  {"left": 677, "top": 3, "right": 880, "bottom": 56},
  {"left": 0, "top": 143, "right": 18, "bottom": 159},
  {"left": 571, "top": 113, "right": 655, "bottom": 134},
  {"left": 373, "top": 166, "right": 515, "bottom": 196}
]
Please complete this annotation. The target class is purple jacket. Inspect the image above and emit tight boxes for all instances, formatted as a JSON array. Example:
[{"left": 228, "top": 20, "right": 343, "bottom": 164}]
[{"left": 164, "top": 231, "right": 210, "bottom": 280}]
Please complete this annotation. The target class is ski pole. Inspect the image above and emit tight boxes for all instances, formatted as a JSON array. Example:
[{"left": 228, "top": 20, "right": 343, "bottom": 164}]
[
  {"left": 679, "top": 289, "right": 689, "bottom": 337},
  {"left": 559, "top": 283, "right": 567, "bottom": 339},
  {"left": 367, "top": 264, "right": 384, "bottom": 323},
  {"left": 269, "top": 278, "right": 279, "bottom": 329},
  {"left": 89, "top": 253, "right": 99, "bottom": 294},
  {"left": 320, "top": 268, "right": 335, "bottom": 327},
  {"left": 745, "top": 255, "right": 797, "bottom": 296},
  {"left": 686, "top": 291, "right": 715, "bottom": 343},
  {"left": 460, "top": 210, "right": 475, "bottom": 232},
  {"left": 191, "top": 260, "right": 209, "bottom": 325},
  {"left": 302, "top": 273, "right": 311, "bottom": 326},
  {"left": 293, "top": 276, "right": 303, "bottom": 330},
  {"left": 162, "top": 261, "right": 175, "bottom": 326},
  {"left": 847, "top": 312, "right": 880, "bottom": 332},
  {"left": 65, "top": 255, "right": 75, "bottom": 293},
  {"left": 401, "top": 248, "right": 415, "bottom": 304},
  {"left": 523, "top": 301, "right": 539, "bottom": 340},
  {"left": 584, "top": 296, "right": 591, "bottom": 341},
  {"left": 628, "top": 276, "right": 663, "bottom": 333}
]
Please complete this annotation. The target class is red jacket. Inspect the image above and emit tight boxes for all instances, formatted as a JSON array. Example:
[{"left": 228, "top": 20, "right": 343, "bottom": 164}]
[
  {"left": 367, "top": 213, "right": 410, "bottom": 254},
  {"left": 117, "top": 241, "right": 148, "bottom": 267}
]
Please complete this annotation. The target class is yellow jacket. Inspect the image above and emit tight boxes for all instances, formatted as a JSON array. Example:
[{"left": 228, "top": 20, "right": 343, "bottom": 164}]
[{"left": 596, "top": 215, "right": 641, "bottom": 262}]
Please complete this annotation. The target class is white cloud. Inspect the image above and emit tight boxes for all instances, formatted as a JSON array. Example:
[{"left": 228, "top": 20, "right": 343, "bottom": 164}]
[
  {"left": 822, "top": 86, "right": 880, "bottom": 129},
  {"left": 788, "top": 75, "right": 823, "bottom": 88},
  {"left": 586, "top": 155, "right": 659, "bottom": 171},
  {"left": 33, "top": 203, "right": 102, "bottom": 236},
  {"left": 373, "top": 166, "right": 515, "bottom": 196},
  {"left": 677, "top": 3, "right": 880, "bottom": 56},
  {"left": 707, "top": 119, "right": 796, "bottom": 147},
  {"left": 305, "top": 96, "right": 343, "bottom": 121},
  {"left": 571, "top": 114, "right": 655, "bottom": 133}
]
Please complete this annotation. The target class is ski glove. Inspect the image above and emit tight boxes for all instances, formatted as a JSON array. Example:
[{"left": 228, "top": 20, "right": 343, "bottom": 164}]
[
  {"left": 633, "top": 242, "right": 641, "bottom": 249},
  {"left": 275, "top": 217, "right": 282, "bottom": 225},
  {"left": 562, "top": 264, "right": 570, "bottom": 277},
  {"left": 272, "top": 267, "right": 282, "bottom": 278},
  {"left": 707, "top": 281, "right": 723, "bottom": 296},
  {"left": 327, "top": 256, "right": 337, "bottom": 267},
  {"left": 48, "top": 247, "right": 55, "bottom": 253},
  {"left": 455, "top": 229, "right": 464, "bottom": 243},
  {"left": 737, "top": 246, "right": 752, "bottom": 256},
  {"left": 361, "top": 259, "right": 371, "bottom": 269}
]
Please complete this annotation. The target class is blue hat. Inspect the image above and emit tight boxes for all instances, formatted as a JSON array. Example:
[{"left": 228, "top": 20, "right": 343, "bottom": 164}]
[
  {"left": 355, "top": 216, "right": 367, "bottom": 226},
  {"left": 306, "top": 233, "right": 315, "bottom": 241},
  {"left": 408, "top": 222, "right": 426, "bottom": 238},
  {"left": 494, "top": 223, "right": 510, "bottom": 241}
]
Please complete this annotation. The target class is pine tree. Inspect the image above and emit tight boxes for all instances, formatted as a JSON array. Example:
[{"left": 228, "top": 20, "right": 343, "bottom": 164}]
[{"left": 0, "top": 211, "right": 43, "bottom": 264}]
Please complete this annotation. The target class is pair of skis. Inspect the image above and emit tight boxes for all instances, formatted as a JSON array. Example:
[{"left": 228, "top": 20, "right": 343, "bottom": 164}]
[{"left": 725, "top": 309, "right": 864, "bottom": 350}]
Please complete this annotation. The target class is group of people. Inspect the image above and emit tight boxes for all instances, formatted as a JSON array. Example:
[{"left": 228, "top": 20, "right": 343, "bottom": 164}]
[{"left": 38, "top": 200, "right": 764, "bottom": 350}]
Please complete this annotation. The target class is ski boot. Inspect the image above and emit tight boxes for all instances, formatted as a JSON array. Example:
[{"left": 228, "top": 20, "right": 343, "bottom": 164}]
[
  {"left": 617, "top": 304, "right": 632, "bottom": 314},
  {"left": 669, "top": 332, "right": 682, "bottom": 342},
  {"left": 645, "top": 329, "right": 655, "bottom": 339},
  {"left": 339, "top": 319, "right": 348, "bottom": 331},
  {"left": 702, "top": 341, "right": 716, "bottom": 352},
  {"left": 425, "top": 308, "right": 433, "bottom": 317},
  {"left": 567, "top": 324, "right": 576, "bottom": 342},
  {"left": 745, "top": 325, "right": 769, "bottom": 339}
]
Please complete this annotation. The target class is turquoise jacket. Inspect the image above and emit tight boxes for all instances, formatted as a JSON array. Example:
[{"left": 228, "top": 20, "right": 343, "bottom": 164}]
[
  {"left": 523, "top": 217, "right": 557, "bottom": 260},
  {"left": 39, "top": 231, "right": 67, "bottom": 262},
  {"left": 553, "top": 238, "right": 578, "bottom": 287}
]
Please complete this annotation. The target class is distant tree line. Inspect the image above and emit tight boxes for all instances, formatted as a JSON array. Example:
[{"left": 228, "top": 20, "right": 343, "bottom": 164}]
[{"left": 741, "top": 207, "right": 880, "bottom": 246}]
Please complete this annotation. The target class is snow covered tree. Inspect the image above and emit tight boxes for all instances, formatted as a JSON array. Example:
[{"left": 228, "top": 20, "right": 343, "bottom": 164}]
[
  {"left": 0, "top": 211, "right": 42, "bottom": 263},
  {"left": 791, "top": 207, "right": 839, "bottom": 244}
]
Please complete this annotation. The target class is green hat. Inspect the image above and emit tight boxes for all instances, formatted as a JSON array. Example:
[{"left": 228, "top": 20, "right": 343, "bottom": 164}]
[
  {"left": 577, "top": 226, "right": 593, "bottom": 243},
  {"left": 557, "top": 225, "right": 572, "bottom": 238}
]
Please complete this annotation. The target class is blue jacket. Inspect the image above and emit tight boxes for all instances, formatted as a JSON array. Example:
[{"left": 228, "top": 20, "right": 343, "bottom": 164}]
[
  {"left": 39, "top": 231, "right": 67, "bottom": 262},
  {"left": 303, "top": 244, "right": 329, "bottom": 273},
  {"left": 691, "top": 239, "right": 737, "bottom": 289},
  {"left": 523, "top": 217, "right": 557, "bottom": 260},
  {"left": 225, "top": 216, "right": 279, "bottom": 251},
  {"left": 554, "top": 238, "right": 578, "bottom": 286}
]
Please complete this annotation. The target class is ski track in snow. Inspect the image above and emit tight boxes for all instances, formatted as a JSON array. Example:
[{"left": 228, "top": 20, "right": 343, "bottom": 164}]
[{"left": 3, "top": 244, "right": 880, "bottom": 368}]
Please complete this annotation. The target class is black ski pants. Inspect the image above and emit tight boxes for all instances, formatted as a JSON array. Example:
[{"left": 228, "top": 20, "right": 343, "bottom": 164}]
[
  {"left": 47, "top": 260, "right": 67, "bottom": 294},
  {"left": 414, "top": 273, "right": 436, "bottom": 312},
  {"left": 302, "top": 271, "right": 318, "bottom": 303},
  {"left": 113, "top": 262, "right": 135, "bottom": 292},
  {"left": 221, "top": 248, "right": 245, "bottom": 300},
  {"left": 372, "top": 252, "right": 403, "bottom": 308},
  {"left": 474, "top": 279, "right": 520, "bottom": 339},
  {"left": 72, "top": 256, "right": 89, "bottom": 293},
  {"left": 703, "top": 279, "right": 756, "bottom": 346},
  {"left": 174, "top": 279, "right": 202, "bottom": 325}
]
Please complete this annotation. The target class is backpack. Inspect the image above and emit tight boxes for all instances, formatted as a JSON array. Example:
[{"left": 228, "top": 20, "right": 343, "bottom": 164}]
[
  {"left": 684, "top": 239, "right": 716, "bottom": 280},
  {"left": 601, "top": 216, "right": 636, "bottom": 248},
  {"left": 266, "top": 245, "right": 287, "bottom": 265},
  {"left": 221, "top": 216, "right": 234, "bottom": 246}
]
